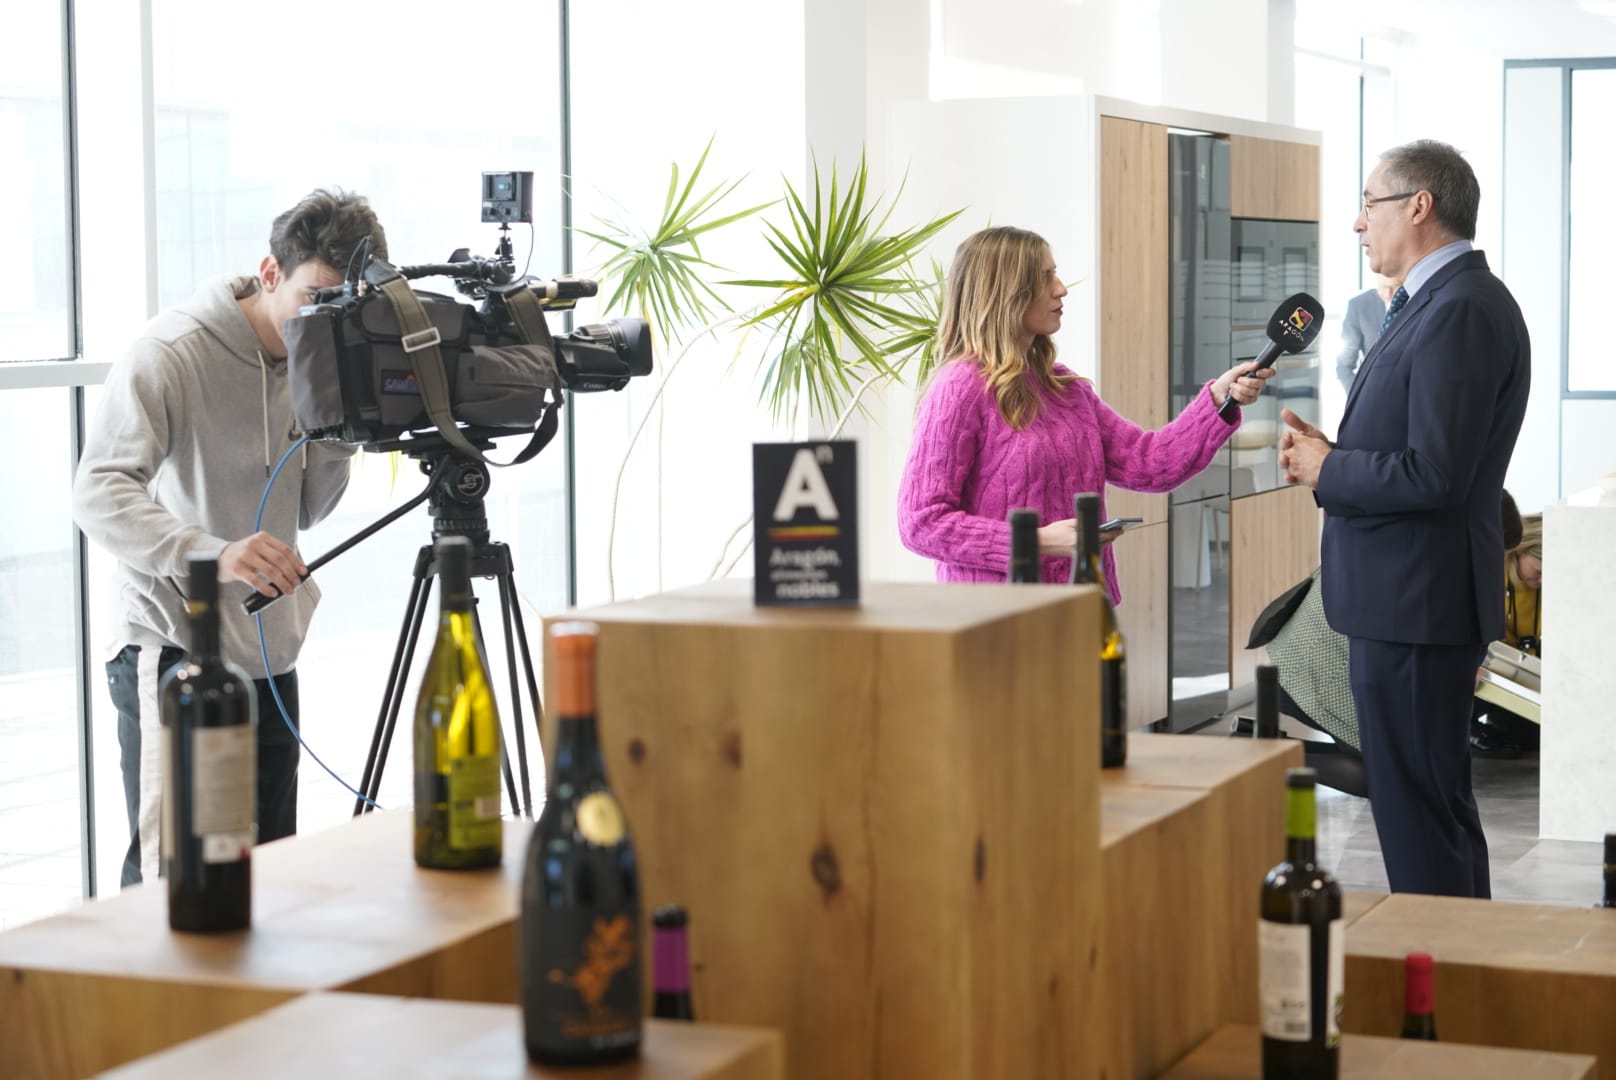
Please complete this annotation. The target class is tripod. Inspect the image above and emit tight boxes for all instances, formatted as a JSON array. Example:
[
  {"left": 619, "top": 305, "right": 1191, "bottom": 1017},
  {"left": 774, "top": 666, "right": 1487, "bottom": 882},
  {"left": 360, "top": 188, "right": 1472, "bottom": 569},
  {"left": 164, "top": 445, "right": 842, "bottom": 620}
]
[{"left": 350, "top": 432, "right": 545, "bottom": 818}]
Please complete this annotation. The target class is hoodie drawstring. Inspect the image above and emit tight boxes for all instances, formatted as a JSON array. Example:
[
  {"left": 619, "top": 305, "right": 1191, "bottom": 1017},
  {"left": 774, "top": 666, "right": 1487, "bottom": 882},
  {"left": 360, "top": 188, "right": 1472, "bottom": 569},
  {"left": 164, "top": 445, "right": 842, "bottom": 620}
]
[{"left": 258, "top": 349, "right": 271, "bottom": 477}]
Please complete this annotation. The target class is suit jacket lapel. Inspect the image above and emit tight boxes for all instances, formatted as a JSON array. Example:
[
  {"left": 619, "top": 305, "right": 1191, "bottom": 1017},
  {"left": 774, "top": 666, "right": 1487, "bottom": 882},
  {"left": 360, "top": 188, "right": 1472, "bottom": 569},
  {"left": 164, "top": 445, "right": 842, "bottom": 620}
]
[{"left": 1339, "top": 251, "right": 1489, "bottom": 428}]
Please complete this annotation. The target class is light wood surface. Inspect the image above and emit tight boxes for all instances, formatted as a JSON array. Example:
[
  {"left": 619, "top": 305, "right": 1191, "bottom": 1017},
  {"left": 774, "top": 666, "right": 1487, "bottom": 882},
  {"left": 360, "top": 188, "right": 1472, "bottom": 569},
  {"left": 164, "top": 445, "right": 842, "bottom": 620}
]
[
  {"left": 1229, "top": 485, "right": 1320, "bottom": 689},
  {"left": 1113, "top": 520, "right": 1170, "bottom": 727},
  {"left": 1345, "top": 892, "right": 1616, "bottom": 1072},
  {"left": 1161, "top": 1023, "right": 1597, "bottom": 1079},
  {"left": 1229, "top": 135, "right": 1323, "bottom": 221},
  {"left": 0, "top": 812, "right": 530, "bottom": 1078},
  {"left": 1099, "top": 115, "right": 1170, "bottom": 530},
  {"left": 1343, "top": 889, "right": 1389, "bottom": 928},
  {"left": 1098, "top": 783, "right": 1221, "bottom": 1079},
  {"left": 548, "top": 579, "right": 1104, "bottom": 1080},
  {"left": 95, "top": 993, "right": 782, "bottom": 1080},
  {"left": 1106, "top": 733, "right": 1303, "bottom": 1039},
  {"left": 1099, "top": 114, "right": 1171, "bottom": 731}
]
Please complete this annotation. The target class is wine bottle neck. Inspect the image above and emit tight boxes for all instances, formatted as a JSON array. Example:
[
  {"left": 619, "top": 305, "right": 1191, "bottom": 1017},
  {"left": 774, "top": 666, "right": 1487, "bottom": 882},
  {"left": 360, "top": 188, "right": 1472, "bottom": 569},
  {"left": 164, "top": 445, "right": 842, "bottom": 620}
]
[
  {"left": 554, "top": 714, "right": 607, "bottom": 783},
  {"left": 653, "top": 924, "right": 692, "bottom": 992},
  {"left": 188, "top": 602, "right": 221, "bottom": 661},
  {"left": 1404, "top": 971, "right": 1434, "bottom": 1016},
  {"left": 1284, "top": 785, "right": 1316, "bottom": 863}
]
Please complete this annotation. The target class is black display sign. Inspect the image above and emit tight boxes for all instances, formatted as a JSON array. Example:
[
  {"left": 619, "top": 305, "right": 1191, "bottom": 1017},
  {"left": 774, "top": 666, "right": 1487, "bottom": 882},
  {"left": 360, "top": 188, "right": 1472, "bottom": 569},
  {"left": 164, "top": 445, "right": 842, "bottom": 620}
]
[{"left": 752, "top": 440, "right": 859, "bottom": 607}]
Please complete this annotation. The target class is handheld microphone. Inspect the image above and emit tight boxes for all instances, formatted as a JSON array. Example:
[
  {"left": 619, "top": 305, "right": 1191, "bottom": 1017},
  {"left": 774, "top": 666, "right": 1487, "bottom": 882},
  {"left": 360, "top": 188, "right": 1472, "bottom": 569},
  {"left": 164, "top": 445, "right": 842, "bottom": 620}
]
[{"left": 1217, "top": 292, "right": 1325, "bottom": 420}]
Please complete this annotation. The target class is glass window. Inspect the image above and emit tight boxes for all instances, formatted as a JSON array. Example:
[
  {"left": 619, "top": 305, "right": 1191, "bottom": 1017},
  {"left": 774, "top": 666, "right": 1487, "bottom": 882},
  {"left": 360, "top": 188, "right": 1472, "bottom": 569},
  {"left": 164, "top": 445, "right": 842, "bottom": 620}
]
[
  {"left": 0, "top": 388, "right": 85, "bottom": 927},
  {"left": 1568, "top": 66, "right": 1616, "bottom": 394},
  {"left": 0, "top": 3, "right": 74, "bottom": 364}
]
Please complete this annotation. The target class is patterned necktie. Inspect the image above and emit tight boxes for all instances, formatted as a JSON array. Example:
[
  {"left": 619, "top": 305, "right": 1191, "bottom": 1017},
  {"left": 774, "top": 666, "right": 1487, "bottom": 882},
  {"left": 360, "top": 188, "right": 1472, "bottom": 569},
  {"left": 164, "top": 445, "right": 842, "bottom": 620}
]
[{"left": 1379, "top": 286, "right": 1409, "bottom": 335}]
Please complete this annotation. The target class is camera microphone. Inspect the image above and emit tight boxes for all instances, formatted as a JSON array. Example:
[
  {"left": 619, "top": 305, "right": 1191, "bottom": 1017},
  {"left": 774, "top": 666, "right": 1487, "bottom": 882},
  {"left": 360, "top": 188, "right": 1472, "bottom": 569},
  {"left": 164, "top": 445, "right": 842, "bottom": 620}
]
[
  {"left": 1216, "top": 292, "right": 1325, "bottom": 420},
  {"left": 525, "top": 277, "right": 598, "bottom": 302}
]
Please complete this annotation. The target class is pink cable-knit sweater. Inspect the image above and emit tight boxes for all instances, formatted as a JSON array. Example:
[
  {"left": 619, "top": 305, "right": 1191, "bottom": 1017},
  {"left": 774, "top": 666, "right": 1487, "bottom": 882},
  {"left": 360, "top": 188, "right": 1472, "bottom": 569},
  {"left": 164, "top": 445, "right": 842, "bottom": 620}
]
[{"left": 897, "top": 358, "right": 1241, "bottom": 604}]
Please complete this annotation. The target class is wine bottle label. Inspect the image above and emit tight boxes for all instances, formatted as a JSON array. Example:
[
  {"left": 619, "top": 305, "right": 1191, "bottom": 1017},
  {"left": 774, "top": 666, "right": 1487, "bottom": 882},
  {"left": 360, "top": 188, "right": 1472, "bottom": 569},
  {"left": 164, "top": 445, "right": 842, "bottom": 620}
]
[
  {"left": 191, "top": 725, "right": 255, "bottom": 862},
  {"left": 577, "top": 792, "right": 626, "bottom": 846},
  {"left": 448, "top": 753, "right": 501, "bottom": 851},
  {"left": 1327, "top": 918, "right": 1344, "bottom": 1046},
  {"left": 1259, "top": 920, "right": 1312, "bottom": 1041},
  {"left": 532, "top": 909, "right": 642, "bottom": 1049}
]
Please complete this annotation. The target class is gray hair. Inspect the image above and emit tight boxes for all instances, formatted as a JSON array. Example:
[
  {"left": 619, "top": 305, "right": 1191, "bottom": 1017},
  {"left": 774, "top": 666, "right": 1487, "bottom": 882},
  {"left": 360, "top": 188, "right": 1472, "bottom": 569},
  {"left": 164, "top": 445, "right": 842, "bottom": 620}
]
[{"left": 1379, "top": 140, "right": 1480, "bottom": 241}]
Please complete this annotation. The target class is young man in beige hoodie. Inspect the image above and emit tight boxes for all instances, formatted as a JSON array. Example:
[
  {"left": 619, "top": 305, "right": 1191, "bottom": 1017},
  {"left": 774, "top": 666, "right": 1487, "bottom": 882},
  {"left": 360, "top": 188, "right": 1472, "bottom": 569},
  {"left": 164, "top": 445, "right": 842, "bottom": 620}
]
[{"left": 73, "top": 188, "right": 387, "bottom": 886}]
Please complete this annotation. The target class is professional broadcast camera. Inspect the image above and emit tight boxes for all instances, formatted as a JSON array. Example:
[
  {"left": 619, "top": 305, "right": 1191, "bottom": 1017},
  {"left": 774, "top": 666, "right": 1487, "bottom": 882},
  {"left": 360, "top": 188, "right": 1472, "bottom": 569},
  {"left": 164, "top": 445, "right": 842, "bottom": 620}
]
[{"left": 284, "top": 171, "right": 651, "bottom": 459}]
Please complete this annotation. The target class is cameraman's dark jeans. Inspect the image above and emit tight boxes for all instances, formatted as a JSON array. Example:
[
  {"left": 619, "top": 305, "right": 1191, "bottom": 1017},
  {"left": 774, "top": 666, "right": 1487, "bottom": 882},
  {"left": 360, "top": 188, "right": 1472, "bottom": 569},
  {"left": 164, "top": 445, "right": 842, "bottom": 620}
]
[{"left": 107, "top": 644, "right": 301, "bottom": 888}]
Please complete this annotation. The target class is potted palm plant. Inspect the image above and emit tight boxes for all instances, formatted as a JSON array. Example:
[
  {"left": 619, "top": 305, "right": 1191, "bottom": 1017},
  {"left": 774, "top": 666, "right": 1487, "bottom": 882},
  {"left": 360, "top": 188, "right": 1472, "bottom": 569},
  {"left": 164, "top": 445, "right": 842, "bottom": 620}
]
[{"left": 579, "top": 141, "right": 962, "bottom": 598}]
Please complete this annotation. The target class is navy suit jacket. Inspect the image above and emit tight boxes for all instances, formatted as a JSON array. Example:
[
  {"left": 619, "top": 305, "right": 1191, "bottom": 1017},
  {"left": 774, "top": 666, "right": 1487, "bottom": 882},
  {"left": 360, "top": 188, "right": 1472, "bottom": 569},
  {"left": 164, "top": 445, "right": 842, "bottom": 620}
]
[{"left": 1318, "top": 250, "right": 1530, "bottom": 646}]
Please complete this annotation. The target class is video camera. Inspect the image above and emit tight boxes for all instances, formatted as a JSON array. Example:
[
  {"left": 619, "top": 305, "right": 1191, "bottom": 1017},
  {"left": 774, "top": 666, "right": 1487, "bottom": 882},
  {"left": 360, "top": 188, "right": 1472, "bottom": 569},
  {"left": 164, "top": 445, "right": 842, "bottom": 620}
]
[{"left": 285, "top": 171, "right": 652, "bottom": 454}]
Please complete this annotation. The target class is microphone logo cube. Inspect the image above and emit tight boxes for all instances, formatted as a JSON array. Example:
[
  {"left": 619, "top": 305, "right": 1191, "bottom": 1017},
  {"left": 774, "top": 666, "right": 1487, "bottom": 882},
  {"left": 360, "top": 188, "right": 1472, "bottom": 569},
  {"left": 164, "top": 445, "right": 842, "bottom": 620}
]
[{"left": 1288, "top": 307, "right": 1314, "bottom": 332}]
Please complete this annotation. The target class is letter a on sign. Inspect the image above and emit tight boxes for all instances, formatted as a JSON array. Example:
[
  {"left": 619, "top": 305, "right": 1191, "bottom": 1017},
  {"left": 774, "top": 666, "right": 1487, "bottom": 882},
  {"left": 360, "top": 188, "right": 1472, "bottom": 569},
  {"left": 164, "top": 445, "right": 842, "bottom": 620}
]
[{"left": 773, "top": 448, "right": 839, "bottom": 522}]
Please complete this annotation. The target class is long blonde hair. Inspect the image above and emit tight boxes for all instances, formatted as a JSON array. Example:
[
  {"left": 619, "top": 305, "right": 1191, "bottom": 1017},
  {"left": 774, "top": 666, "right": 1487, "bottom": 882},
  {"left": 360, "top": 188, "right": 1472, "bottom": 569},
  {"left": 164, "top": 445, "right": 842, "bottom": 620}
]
[{"left": 935, "top": 226, "right": 1075, "bottom": 430}]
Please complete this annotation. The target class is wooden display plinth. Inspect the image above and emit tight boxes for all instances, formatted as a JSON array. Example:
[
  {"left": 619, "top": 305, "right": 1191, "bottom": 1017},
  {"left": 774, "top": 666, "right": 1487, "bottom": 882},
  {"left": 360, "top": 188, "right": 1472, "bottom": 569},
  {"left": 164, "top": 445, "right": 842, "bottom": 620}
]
[
  {"left": 1108, "top": 734, "right": 1302, "bottom": 1027},
  {"left": 1343, "top": 889, "right": 1388, "bottom": 928},
  {"left": 1160, "top": 1023, "right": 1597, "bottom": 1079},
  {"left": 548, "top": 580, "right": 1103, "bottom": 1080},
  {"left": 0, "top": 812, "right": 528, "bottom": 1079},
  {"left": 1098, "top": 783, "right": 1217, "bottom": 1079},
  {"left": 95, "top": 993, "right": 782, "bottom": 1079},
  {"left": 1345, "top": 893, "right": 1616, "bottom": 1072},
  {"left": 1096, "top": 734, "right": 1302, "bottom": 1078}
]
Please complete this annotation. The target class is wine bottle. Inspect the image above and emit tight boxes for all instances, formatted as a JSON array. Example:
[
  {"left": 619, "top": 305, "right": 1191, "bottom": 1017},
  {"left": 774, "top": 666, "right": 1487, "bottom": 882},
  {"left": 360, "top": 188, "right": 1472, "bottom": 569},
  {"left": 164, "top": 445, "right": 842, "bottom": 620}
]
[
  {"left": 1259, "top": 767, "right": 1343, "bottom": 1079},
  {"left": 1070, "top": 492, "right": 1127, "bottom": 768},
  {"left": 412, "top": 535, "right": 502, "bottom": 870},
  {"left": 1598, "top": 833, "right": 1616, "bottom": 909},
  {"left": 160, "top": 556, "right": 255, "bottom": 933},
  {"left": 652, "top": 904, "right": 696, "bottom": 1021},
  {"left": 1008, "top": 508, "right": 1041, "bottom": 584},
  {"left": 522, "top": 621, "right": 642, "bottom": 1064},
  {"left": 1255, "top": 664, "right": 1281, "bottom": 739},
  {"left": 1400, "top": 951, "right": 1437, "bottom": 1040}
]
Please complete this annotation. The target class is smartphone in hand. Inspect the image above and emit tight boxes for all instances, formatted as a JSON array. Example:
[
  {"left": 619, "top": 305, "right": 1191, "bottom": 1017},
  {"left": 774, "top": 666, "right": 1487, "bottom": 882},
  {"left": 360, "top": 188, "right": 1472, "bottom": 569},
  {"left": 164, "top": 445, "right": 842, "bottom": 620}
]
[{"left": 1100, "top": 517, "right": 1144, "bottom": 533}]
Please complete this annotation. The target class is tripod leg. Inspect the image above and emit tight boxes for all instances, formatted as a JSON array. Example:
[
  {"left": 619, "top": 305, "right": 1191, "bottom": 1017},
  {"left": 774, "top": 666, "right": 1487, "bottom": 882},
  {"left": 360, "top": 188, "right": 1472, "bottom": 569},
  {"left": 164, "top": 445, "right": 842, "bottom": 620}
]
[
  {"left": 495, "top": 567, "right": 536, "bottom": 817},
  {"left": 355, "top": 549, "right": 433, "bottom": 816},
  {"left": 470, "top": 593, "right": 522, "bottom": 818},
  {"left": 505, "top": 578, "right": 544, "bottom": 812}
]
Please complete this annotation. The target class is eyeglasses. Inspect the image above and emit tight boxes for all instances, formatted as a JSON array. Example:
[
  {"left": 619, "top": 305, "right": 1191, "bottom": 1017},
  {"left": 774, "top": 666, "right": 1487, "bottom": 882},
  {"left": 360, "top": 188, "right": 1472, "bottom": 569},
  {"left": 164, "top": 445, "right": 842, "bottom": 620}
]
[{"left": 1361, "top": 191, "right": 1418, "bottom": 216}]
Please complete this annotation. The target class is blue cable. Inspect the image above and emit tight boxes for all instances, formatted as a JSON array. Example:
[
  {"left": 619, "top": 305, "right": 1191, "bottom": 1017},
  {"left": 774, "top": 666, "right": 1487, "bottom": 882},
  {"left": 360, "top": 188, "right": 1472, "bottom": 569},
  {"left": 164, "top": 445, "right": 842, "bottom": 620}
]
[{"left": 254, "top": 436, "right": 382, "bottom": 810}]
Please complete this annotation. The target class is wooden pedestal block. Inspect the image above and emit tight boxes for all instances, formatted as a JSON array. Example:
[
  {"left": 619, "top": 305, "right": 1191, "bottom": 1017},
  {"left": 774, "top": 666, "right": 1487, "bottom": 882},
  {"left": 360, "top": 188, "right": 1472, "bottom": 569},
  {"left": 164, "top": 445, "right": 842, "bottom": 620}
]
[
  {"left": 1161, "top": 1023, "right": 1596, "bottom": 1079},
  {"left": 1343, "top": 890, "right": 1388, "bottom": 928},
  {"left": 1345, "top": 893, "right": 1616, "bottom": 1072},
  {"left": 1098, "top": 783, "right": 1219, "bottom": 1079},
  {"left": 96, "top": 993, "right": 783, "bottom": 1079},
  {"left": 549, "top": 580, "right": 1103, "bottom": 1080},
  {"left": 1105, "top": 734, "right": 1302, "bottom": 1037},
  {"left": 0, "top": 812, "right": 529, "bottom": 1078}
]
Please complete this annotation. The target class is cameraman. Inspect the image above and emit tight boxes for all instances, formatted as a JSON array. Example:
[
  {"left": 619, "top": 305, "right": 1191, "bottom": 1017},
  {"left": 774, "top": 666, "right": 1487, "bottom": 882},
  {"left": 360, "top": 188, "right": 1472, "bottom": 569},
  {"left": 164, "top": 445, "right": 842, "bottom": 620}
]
[{"left": 72, "top": 188, "right": 387, "bottom": 887}]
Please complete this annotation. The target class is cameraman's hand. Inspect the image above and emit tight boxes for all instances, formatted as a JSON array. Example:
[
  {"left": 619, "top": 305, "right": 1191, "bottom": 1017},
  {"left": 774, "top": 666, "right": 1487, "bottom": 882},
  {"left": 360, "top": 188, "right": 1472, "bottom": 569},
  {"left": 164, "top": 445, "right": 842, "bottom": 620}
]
[{"left": 219, "top": 532, "right": 307, "bottom": 597}]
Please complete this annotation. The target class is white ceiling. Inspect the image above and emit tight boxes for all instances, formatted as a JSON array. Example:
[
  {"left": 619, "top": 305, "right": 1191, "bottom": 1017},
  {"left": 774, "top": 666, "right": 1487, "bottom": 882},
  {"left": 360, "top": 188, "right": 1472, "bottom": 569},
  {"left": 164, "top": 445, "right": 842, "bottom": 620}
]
[{"left": 1299, "top": 0, "right": 1616, "bottom": 59}]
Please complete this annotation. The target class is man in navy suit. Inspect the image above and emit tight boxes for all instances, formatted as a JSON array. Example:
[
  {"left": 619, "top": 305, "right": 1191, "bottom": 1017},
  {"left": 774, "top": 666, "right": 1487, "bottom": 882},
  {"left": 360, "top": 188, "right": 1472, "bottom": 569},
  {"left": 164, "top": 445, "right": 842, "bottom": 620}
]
[{"left": 1278, "top": 140, "right": 1530, "bottom": 898}]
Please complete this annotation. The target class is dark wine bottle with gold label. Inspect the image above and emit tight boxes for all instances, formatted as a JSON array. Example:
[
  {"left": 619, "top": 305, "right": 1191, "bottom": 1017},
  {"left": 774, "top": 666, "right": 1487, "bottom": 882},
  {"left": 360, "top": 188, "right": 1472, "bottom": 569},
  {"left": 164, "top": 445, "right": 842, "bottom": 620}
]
[
  {"left": 1071, "top": 493, "right": 1127, "bottom": 767},
  {"left": 160, "top": 556, "right": 255, "bottom": 933},
  {"left": 522, "top": 621, "right": 642, "bottom": 1065},
  {"left": 412, "top": 535, "right": 502, "bottom": 870}
]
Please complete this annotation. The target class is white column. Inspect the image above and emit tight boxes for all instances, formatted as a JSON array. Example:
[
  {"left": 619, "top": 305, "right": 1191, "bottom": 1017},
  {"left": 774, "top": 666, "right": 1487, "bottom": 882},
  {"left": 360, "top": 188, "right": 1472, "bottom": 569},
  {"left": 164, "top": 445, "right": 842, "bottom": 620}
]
[{"left": 1538, "top": 490, "right": 1616, "bottom": 842}]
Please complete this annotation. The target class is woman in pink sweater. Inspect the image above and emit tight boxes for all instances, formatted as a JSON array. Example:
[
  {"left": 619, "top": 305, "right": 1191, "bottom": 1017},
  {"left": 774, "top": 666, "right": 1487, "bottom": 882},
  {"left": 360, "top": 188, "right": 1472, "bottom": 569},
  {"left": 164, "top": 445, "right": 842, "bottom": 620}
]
[{"left": 898, "top": 226, "right": 1273, "bottom": 603}]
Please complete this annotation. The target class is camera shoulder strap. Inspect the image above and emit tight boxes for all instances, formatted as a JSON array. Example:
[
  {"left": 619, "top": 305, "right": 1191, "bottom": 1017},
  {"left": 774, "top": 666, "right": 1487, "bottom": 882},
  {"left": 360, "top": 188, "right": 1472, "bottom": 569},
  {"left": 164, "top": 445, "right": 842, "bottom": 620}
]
[
  {"left": 498, "top": 287, "right": 565, "bottom": 466},
  {"left": 377, "top": 277, "right": 489, "bottom": 463}
]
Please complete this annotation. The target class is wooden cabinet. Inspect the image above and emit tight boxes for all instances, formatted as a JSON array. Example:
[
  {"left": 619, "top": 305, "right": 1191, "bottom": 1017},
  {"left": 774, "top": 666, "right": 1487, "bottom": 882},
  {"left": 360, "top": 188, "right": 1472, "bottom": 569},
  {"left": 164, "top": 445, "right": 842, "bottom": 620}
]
[{"left": 1229, "top": 134, "right": 1323, "bottom": 221}]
